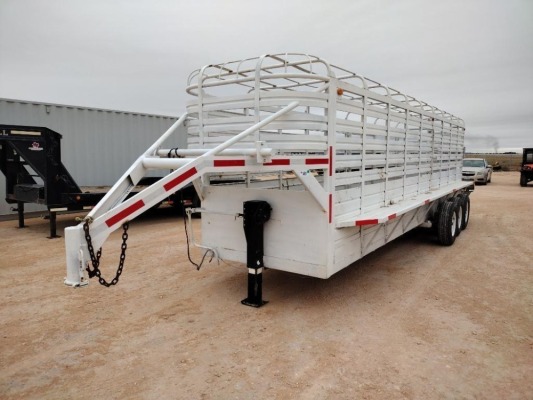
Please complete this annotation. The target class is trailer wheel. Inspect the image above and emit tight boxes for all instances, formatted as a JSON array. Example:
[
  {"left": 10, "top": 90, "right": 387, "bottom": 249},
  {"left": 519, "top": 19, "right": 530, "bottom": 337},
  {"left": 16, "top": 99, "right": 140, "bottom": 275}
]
[
  {"left": 520, "top": 173, "right": 527, "bottom": 187},
  {"left": 450, "top": 197, "right": 463, "bottom": 237},
  {"left": 437, "top": 200, "right": 459, "bottom": 246},
  {"left": 458, "top": 193, "right": 470, "bottom": 230}
]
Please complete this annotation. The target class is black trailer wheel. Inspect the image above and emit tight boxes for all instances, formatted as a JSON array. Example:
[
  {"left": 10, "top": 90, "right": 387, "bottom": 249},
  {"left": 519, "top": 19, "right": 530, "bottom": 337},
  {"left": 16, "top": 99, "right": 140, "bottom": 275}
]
[
  {"left": 520, "top": 173, "right": 527, "bottom": 187},
  {"left": 457, "top": 193, "right": 470, "bottom": 230},
  {"left": 437, "top": 200, "right": 459, "bottom": 246},
  {"left": 450, "top": 197, "right": 463, "bottom": 237}
]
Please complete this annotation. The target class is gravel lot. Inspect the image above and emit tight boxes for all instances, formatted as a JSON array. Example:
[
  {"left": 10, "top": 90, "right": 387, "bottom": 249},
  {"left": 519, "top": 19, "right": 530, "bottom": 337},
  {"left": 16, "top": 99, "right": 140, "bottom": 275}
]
[{"left": 1, "top": 171, "right": 531, "bottom": 399}]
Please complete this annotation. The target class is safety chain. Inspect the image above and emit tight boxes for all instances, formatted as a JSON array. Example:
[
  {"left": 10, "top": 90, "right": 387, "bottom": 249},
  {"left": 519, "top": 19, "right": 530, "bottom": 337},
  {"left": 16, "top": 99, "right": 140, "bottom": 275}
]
[{"left": 83, "top": 220, "right": 129, "bottom": 287}]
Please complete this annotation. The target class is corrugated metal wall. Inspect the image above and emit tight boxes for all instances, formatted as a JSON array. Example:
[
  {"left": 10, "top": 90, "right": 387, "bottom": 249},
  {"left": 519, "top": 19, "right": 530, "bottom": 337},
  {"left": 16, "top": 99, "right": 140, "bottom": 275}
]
[{"left": 0, "top": 98, "right": 181, "bottom": 215}]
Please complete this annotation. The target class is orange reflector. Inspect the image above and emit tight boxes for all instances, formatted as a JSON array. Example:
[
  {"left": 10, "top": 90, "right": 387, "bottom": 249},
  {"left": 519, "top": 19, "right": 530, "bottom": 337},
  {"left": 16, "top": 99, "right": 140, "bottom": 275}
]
[{"left": 337, "top": 88, "right": 344, "bottom": 96}]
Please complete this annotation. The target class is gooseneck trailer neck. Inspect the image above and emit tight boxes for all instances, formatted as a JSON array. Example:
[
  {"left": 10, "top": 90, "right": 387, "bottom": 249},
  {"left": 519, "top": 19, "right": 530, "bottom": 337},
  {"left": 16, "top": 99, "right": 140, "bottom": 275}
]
[
  {"left": 64, "top": 53, "right": 472, "bottom": 305},
  {"left": 0, "top": 125, "right": 103, "bottom": 237}
]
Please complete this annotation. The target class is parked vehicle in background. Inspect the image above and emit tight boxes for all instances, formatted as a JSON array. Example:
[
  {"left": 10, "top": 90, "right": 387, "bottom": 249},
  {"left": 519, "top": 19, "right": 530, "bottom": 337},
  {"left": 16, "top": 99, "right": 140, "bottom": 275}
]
[
  {"left": 520, "top": 148, "right": 533, "bottom": 187},
  {"left": 462, "top": 158, "right": 492, "bottom": 184}
]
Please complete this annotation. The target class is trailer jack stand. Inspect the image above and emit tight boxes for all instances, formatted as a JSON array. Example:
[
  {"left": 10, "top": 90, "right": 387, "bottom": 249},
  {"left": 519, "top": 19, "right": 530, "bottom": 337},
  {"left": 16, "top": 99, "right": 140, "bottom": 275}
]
[
  {"left": 241, "top": 200, "right": 271, "bottom": 308},
  {"left": 16, "top": 202, "right": 26, "bottom": 229}
]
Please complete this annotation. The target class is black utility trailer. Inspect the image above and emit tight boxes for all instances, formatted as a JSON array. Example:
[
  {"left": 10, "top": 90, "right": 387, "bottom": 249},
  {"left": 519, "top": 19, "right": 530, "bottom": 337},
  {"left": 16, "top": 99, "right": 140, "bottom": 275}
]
[
  {"left": 0, "top": 124, "right": 195, "bottom": 237},
  {"left": 0, "top": 124, "right": 108, "bottom": 237}
]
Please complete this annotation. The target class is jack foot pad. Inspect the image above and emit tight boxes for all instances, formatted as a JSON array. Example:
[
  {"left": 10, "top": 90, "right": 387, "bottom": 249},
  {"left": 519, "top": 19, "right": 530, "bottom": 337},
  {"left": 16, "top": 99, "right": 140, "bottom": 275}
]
[{"left": 241, "top": 299, "right": 268, "bottom": 308}]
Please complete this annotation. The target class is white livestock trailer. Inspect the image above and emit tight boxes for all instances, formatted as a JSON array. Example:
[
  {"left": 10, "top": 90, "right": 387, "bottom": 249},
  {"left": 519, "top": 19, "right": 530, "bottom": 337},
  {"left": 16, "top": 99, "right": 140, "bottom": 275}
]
[{"left": 65, "top": 53, "right": 473, "bottom": 306}]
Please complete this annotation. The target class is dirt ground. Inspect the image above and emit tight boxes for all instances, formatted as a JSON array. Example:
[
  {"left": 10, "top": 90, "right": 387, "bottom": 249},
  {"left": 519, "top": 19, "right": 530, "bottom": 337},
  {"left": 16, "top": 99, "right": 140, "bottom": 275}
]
[{"left": 1, "top": 171, "right": 531, "bottom": 400}]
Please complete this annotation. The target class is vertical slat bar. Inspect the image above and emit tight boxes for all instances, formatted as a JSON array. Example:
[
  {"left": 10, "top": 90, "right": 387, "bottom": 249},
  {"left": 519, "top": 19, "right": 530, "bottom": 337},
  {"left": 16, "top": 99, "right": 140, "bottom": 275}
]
[
  {"left": 384, "top": 101, "right": 391, "bottom": 207},
  {"left": 361, "top": 94, "right": 367, "bottom": 214}
]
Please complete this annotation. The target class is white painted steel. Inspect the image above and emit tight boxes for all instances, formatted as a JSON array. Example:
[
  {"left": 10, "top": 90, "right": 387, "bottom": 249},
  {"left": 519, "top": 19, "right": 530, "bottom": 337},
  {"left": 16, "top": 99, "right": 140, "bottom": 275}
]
[
  {"left": 88, "top": 112, "right": 189, "bottom": 219},
  {"left": 156, "top": 148, "right": 274, "bottom": 157},
  {"left": 202, "top": 101, "right": 300, "bottom": 157},
  {"left": 202, "top": 185, "right": 329, "bottom": 277},
  {"left": 335, "top": 180, "right": 472, "bottom": 227},
  {"left": 64, "top": 102, "right": 300, "bottom": 285},
  {"left": 64, "top": 229, "right": 88, "bottom": 287},
  {"left": 142, "top": 157, "right": 193, "bottom": 169},
  {"left": 64, "top": 53, "right": 468, "bottom": 284},
  {"left": 184, "top": 208, "right": 218, "bottom": 261}
]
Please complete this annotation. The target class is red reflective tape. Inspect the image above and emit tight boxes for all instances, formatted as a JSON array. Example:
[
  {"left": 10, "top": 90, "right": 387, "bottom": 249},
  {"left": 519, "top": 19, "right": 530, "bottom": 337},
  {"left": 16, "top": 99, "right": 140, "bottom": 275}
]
[
  {"left": 388, "top": 213, "right": 397, "bottom": 220},
  {"left": 164, "top": 167, "right": 198, "bottom": 192},
  {"left": 263, "top": 159, "right": 290, "bottom": 166},
  {"left": 305, "top": 158, "right": 329, "bottom": 165},
  {"left": 214, "top": 160, "right": 245, "bottom": 167},
  {"left": 355, "top": 219, "right": 379, "bottom": 226},
  {"left": 105, "top": 199, "right": 145, "bottom": 228},
  {"left": 328, "top": 146, "right": 333, "bottom": 176},
  {"left": 329, "top": 193, "right": 332, "bottom": 224}
]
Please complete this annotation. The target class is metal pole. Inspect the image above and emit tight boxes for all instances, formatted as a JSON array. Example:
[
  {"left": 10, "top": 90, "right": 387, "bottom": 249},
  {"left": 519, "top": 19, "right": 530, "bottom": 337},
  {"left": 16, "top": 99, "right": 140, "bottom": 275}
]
[
  {"left": 48, "top": 211, "right": 59, "bottom": 239},
  {"left": 17, "top": 201, "right": 25, "bottom": 228}
]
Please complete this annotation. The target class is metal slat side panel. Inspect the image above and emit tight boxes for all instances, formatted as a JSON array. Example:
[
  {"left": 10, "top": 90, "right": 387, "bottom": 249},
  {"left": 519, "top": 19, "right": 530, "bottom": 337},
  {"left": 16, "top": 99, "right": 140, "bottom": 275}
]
[
  {"left": 174, "top": 54, "right": 466, "bottom": 277},
  {"left": 0, "top": 98, "right": 179, "bottom": 215},
  {"left": 181, "top": 54, "right": 465, "bottom": 228}
]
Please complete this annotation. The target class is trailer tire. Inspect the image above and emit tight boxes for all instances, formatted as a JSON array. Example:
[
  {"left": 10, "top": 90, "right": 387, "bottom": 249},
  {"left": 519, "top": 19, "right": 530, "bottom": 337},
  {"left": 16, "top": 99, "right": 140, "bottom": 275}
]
[
  {"left": 458, "top": 193, "right": 470, "bottom": 230},
  {"left": 450, "top": 197, "right": 463, "bottom": 237},
  {"left": 520, "top": 173, "right": 527, "bottom": 187},
  {"left": 437, "top": 200, "right": 459, "bottom": 246}
]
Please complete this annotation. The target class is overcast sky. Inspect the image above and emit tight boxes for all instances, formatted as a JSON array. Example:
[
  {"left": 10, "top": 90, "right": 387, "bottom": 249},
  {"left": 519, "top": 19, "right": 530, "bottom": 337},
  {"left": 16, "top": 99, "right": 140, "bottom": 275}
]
[{"left": 1, "top": 0, "right": 532, "bottom": 152}]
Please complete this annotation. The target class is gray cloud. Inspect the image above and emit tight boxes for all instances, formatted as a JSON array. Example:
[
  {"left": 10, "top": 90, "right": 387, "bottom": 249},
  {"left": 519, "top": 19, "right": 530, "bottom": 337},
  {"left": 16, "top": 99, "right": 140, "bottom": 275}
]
[{"left": 1, "top": 0, "right": 532, "bottom": 151}]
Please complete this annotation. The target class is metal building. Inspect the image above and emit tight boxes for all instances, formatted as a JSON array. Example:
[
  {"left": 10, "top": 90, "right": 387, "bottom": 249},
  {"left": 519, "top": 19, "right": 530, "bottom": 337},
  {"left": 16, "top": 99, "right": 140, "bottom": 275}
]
[{"left": 0, "top": 98, "right": 179, "bottom": 216}]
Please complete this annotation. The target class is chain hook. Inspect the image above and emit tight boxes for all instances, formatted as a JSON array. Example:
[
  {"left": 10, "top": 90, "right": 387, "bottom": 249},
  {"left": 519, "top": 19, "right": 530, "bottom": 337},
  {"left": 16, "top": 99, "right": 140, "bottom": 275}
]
[{"left": 83, "top": 220, "right": 129, "bottom": 287}]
